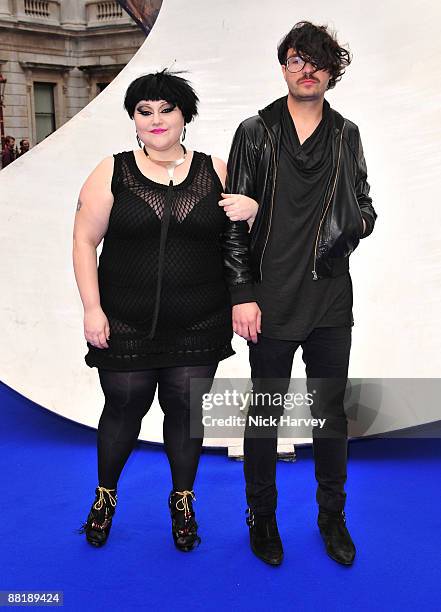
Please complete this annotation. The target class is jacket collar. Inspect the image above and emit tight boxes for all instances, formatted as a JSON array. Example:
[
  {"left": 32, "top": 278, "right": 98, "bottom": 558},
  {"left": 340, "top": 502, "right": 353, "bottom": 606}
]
[{"left": 258, "top": 95, "right": 345, "bottom": 136}]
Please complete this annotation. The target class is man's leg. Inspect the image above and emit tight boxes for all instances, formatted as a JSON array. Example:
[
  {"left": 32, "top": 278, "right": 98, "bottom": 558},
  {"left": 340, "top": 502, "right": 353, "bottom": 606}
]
[
  {"left": 301, "top": 326, "right": 355, "bottom": 564},
  {"left": 301, "top": 326, "right": 351, "bottom": 510},
  {"left": 244, "top": 335, "right": 298, "bottom": 513},
  {"left": 244, "top": 335, "right": 298, "bottom": 565}
]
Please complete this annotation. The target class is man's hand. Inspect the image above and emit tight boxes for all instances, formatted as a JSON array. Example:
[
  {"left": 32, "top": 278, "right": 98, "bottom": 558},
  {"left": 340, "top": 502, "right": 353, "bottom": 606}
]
[{"left": 232, "top": 302, "right": 261, "bottom": 343}]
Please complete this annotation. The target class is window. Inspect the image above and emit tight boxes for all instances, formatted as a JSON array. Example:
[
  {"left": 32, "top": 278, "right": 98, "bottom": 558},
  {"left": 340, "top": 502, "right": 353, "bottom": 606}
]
[{"left": 33, "top": 82, "right": 56, "bottom": 143}]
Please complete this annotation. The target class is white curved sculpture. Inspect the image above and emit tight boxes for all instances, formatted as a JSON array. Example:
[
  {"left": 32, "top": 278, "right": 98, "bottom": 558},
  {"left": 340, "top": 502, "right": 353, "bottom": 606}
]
[{"left": 1, "top": 0, "right": 440, "bottom": 444}]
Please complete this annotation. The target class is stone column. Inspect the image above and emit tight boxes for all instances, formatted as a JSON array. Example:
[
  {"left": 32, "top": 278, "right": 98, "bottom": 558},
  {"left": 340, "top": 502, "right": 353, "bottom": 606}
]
[
  {"left": 23, "top": 68, "right": 35, "bottom": 144},
  {"left": 60, "top": 0, "right": 86, "bottom": 28},
  {"left": 0, "top": 0, "right": 13, "bottom": 18}
]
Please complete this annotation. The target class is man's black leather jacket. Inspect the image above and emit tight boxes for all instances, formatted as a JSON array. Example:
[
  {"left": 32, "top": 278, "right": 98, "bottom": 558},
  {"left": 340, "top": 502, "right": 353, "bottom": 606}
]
[{"left": 222, "top": 96, "right": 377, "bottom": 305}]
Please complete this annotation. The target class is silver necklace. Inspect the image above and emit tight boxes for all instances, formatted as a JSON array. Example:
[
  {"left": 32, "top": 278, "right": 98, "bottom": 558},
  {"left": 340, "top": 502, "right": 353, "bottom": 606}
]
[{"left": 143, "top": 144, "right": 187, "bottom": 182}]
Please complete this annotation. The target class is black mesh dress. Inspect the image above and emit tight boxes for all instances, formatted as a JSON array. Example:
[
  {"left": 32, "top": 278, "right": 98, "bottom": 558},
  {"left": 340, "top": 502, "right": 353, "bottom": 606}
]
[{"left": 84, "top": 150, "right": 234, "bottom": 370}]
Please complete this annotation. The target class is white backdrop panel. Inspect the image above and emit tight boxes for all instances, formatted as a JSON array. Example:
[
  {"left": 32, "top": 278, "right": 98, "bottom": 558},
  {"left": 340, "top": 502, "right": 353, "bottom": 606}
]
[{"left": 1, "top": 0, "right": 440, "bottom": 443}]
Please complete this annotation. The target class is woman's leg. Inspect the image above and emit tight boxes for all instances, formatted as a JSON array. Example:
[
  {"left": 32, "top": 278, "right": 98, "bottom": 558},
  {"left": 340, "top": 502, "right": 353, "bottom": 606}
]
[
  {"left": 157, "top": 364, "right": 218, "bottom": 491},
  {"left": 97, "top": 369, "right": 159, "bottom": 489}
]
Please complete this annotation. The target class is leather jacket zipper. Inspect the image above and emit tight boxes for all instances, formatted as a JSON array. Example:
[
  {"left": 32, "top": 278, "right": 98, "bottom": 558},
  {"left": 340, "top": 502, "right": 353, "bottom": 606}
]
[
  {"left": 259, "top": 117, "right": 277, "bottom": 281},
  {"left": 312, "top": 122, "right": 345, "bottom": 280}
]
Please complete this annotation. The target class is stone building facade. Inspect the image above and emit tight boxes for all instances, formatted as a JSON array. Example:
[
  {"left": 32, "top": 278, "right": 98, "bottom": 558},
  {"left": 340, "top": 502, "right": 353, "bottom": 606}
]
[{"left": 0, "top": 0, "right": 146, "bottom": 146}]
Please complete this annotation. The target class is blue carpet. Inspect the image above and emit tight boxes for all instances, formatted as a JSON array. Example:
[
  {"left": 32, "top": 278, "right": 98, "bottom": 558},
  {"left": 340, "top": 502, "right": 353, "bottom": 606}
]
[{"left": 1, "top": 381, "right": 441, "bottom": 611}]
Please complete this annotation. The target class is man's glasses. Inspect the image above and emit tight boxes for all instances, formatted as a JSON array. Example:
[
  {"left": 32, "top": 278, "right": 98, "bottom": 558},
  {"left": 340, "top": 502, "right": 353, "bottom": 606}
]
[{"left": 285, "top": 56, "right": 318, "bottom": 73}]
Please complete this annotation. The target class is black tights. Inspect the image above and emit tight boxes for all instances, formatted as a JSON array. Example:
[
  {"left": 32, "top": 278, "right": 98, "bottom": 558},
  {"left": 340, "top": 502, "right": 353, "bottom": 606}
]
[{"left": 96, "top": 364, "right": 218, "bottom": 491}]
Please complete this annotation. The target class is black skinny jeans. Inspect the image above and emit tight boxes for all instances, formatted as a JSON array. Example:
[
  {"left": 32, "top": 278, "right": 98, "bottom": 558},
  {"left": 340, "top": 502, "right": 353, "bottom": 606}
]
[
  {"left": 96, "top": 364, "right": 218, "bottom": 491},
  {"left": 244, "top": 327, "right": 351, "bottom": 514}
]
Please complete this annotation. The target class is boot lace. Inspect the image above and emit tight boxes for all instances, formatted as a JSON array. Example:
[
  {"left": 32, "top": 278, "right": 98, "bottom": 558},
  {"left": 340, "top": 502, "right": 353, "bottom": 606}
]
[
  {"left": 174, "top": 490, "right": 196, "bottom": 519},
  {"left": 77, "top": 486, "right": 117, "bottom": 534}
]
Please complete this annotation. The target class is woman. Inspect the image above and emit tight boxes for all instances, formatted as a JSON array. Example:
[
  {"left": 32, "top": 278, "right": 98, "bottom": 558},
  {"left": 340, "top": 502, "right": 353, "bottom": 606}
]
[{"left": 73, "top": 70, "right": 257, "bottom": 551}]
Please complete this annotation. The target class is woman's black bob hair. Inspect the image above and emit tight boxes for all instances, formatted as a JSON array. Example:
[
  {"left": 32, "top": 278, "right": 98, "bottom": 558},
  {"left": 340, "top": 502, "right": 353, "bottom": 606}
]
[
  {"left": 277, "top": 21, "right": 351, "bottom": 90},
  {"left": 124, "top": 69, "right": 199, "bottom": 123}
]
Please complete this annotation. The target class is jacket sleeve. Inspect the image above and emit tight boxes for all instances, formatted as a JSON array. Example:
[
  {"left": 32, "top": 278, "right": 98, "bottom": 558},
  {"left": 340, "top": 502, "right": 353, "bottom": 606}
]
[
  {"left": 355, "top": 129, "right": 377, "bottom": 238},
  {"left": 221, "top": 122, "right": 259, "bottom": 305},
  {"left": 221, "top": 219, "right": 256, "bottom": 305},
  {"left": 225, "top": 121, "right": 260, "bottom": 200}
]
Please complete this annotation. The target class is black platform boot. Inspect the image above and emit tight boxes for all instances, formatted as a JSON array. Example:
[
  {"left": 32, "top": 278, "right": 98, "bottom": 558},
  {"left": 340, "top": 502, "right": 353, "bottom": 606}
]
[
  {"left": 168, "top": 490, "right": 201, "bottom": 552},
  {"left": 318, "top": 507, "right": 356, "bottom": 565},
  {"left": 78, "top": 486, "right": 117, "bottom": 547},
  {"left": 246, "top": 509, "right": 284, "bottom": 565}
]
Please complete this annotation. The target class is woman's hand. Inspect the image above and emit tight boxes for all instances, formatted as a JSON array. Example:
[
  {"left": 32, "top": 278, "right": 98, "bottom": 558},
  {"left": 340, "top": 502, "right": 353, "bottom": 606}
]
[
  {"left": 84, "top": 306, "right": 110, "bottom": 349},
  {"left": 219, "top": 193, "right": 258, "bottom": 223}
]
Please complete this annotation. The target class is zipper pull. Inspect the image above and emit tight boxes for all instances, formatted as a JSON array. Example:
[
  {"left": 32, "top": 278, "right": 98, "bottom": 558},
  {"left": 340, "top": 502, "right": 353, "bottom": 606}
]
[{"left": 312, "top": 270, "right": 318, "bottom": 281}]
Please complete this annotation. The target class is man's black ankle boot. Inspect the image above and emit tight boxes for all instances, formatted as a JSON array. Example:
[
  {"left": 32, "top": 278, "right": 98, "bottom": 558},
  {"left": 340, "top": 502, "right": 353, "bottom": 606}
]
[
  {"left": 246, "top": 509, "right": 284, "bottom": 566},
  {"left": 78, "top": 486, "right": 117, "bottom": 547},
  {"left": 317, "top": 507, "right": 356, "bottom": 565}
]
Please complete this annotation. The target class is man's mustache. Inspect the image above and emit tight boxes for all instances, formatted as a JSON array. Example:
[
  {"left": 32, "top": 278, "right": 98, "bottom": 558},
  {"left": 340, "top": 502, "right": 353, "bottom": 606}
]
[{"left": 298, "top": 75, "right": 319, "bottom": 83}]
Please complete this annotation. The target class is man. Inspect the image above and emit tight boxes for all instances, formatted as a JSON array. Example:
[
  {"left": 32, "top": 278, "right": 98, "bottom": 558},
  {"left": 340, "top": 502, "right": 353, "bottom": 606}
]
[
  {"left": 1, "top": 135, "right": 16, "bottom": 168},
  {"left": 223, "top": 21, "right": 377, "bottom": 566},
  {"left": 18, "top": 138, "right": 30, "bottom": 156}
]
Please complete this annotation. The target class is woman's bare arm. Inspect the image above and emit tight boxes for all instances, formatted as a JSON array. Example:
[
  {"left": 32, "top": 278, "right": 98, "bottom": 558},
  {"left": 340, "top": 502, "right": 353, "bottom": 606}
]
[
  {"left": 72, "top": 156, "right": 114, "bottom": 348},
  {"left": 213, "top": 156, "right": 258, "bottom": 228}
]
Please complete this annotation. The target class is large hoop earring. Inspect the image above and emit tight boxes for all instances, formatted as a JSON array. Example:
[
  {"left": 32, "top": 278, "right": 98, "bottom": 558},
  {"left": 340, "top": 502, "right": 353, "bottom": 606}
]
[
  {"left": 181, "top": 126, "right": 186, "bottom": 142},
  {"left": 136, "top": 134, "right": 142, "bottom": 148}
]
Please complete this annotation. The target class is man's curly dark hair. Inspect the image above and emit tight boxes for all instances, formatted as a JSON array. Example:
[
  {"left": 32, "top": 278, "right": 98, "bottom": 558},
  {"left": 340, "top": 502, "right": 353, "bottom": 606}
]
[{"left": 277, "top": 21, "right": 352, "bottom": 89}]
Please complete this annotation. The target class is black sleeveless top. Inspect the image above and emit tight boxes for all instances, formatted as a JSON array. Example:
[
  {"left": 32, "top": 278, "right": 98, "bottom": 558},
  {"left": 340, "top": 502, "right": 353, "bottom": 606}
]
[{"left": 84, "top": 150, "right": 234, "bottom": 370}]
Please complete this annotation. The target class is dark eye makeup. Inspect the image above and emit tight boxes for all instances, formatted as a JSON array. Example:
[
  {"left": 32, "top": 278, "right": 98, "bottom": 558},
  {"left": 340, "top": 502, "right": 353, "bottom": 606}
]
[{"left": 136, "top": 103, "right": 176, "bottom": 116}]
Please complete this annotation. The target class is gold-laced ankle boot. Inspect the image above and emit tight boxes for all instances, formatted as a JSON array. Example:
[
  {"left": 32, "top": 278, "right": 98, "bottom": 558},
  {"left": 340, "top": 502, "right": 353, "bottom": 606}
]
[
  {"left": 168, "top": 490, "right": 201, "bottom": 552},
  {"left": 78, "top": 486, "right": 117, "bottom": 547}
]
